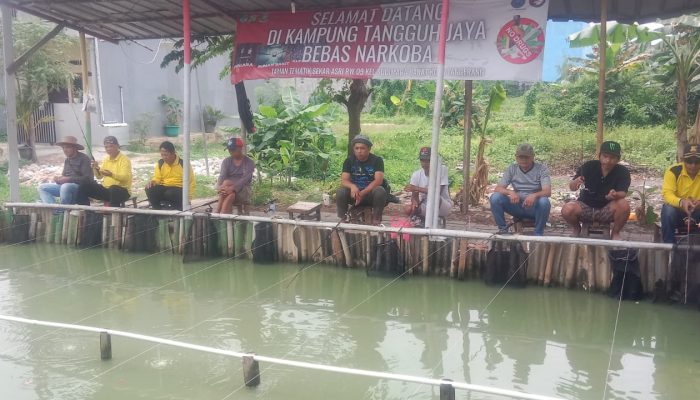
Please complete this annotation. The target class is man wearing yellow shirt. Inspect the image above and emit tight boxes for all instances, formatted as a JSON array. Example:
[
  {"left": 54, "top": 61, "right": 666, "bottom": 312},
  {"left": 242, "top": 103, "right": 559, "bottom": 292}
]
[
  {"left": 78, "top": 136, "right": 132, "bottom": 207},
  {"left": 145, "top": 141, "right": 195, "bottom": 210},
  {"left": 661, "top": 143, "right": 700, "bottom": 243}
]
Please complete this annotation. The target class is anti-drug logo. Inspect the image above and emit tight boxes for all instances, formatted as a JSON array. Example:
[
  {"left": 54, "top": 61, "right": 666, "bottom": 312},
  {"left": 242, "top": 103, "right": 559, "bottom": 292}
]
[{"left": 496, "top": 16, "right": 545, "bottom": 64}]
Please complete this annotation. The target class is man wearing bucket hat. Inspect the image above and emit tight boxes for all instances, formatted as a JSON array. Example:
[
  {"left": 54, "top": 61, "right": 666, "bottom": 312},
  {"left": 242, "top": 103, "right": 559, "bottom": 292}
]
[
  {"left": 404, "top": 146, "right": 453, "bottom": 221},
  {"left": 38, "top": 135, "right": 94, "bottom": 206},
  {"left": 216, "top": 137, "right": 255, "bottom": 213},
  {"left": 660, "top": 143, "right": 700, "bottom": 243},
  {"left": 337, "top": 134, "right": 388, "bottom": 225},
  {"left": 78, "top": 136, "right": 133, "bottom": 207},
  {"left": 490, "top": 143, "right": 551, "bottom": 236},
  {"left": 562, "top": 141, "right": 631, "bottom": 240}
]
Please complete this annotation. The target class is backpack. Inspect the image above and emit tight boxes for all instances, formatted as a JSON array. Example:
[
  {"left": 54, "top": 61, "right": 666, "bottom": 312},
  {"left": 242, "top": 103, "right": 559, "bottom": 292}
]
[
  {"left": 368, "top": 238, "right": 405, "bottom": 277},
  {"left": 608, "top": 249, "right": 643, "bottom": 301}
]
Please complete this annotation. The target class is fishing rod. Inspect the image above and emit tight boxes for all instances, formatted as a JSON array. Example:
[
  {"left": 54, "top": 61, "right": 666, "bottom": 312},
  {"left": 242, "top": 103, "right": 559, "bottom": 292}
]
[{"left": 69, "top": 101, "right": 95, "bottom": 160}]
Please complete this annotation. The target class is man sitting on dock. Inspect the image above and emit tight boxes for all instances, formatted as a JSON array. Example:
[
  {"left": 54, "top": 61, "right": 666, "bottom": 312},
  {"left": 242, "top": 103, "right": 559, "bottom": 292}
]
[
  {"left": 561, "top": 141, "right": 630, "bottom": 240},
  {"left": 404, "top": 146, "right": 452, "bottom": 223},
  {"left": 490, "top": 143, "right": 551, "bottom": 236},
  {"left": 78, "top": 136, "right": 133, "bottom": 207},
  {"left": 660, "top": 144, "right": 700, "bottom": 243},
  {"left": 145, "top": 141, "right": 195, "bottom": 210},
  {"left": 216, "top": 137, "right": 254, "bottom": 214},
  {"left": 337, "top": 134, "right": 387, "bottom": 225},
  {"left": 38, "top": 135, "right": 93, "bottom": 207}
]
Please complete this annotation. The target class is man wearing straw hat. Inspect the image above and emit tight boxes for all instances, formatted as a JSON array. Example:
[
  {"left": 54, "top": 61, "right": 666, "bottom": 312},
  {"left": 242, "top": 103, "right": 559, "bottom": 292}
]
[
  {"left": 37, "top": 135, "right": 93, "bottom": 206},
  {"left": 78, "top": 136, "right": 133, "bottom": 207}
]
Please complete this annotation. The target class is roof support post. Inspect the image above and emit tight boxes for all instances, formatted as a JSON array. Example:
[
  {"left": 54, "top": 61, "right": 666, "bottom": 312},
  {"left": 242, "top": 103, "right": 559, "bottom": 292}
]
[
  {"left": 79, "top": 32, "right": 92, "bottom": 152},
  {"left": 596, "top": 0, "right": 608, "bottom": 154},
  {"left": 2, "top": 5, "right": 20, "bottom": 202},
  {"left": 7, "top": 23, "right": 64, "bottom": 75},
  {"left": 425, "top": 0, "right": 450, "bottom": 229},
  {"left": 182, "top": 0, "right": 192, "bottom": 210}
]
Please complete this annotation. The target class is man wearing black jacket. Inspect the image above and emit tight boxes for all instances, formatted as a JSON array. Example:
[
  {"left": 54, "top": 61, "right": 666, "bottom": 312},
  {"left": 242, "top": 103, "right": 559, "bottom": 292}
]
[{"left": 38, "top": 135, "right": 93, "bottom": 206}]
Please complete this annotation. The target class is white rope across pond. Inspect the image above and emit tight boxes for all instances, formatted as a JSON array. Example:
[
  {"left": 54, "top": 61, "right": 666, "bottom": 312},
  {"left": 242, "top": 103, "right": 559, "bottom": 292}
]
[
  {"left": 0, "top": 314, "right": 565, "bottom": 400},
  {"left": 4, "top": 202, "right": 676, "bottom": 251}
]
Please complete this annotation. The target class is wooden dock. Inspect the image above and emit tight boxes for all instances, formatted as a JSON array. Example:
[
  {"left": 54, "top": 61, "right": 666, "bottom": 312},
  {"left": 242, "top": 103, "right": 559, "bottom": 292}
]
[{"left": 0, "top": 204, "right": 680, "bottom": 297}]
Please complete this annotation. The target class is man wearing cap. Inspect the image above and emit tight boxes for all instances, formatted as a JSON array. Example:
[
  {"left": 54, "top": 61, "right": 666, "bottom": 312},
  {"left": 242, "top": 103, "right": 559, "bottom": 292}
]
[
  {"left": 490, "top": 143, "right": 551, "bottom": 235},
  {"left": 78, "top": 136, "right": 133, "bottom": 207},
  {"left": 660, "top": 144, "right": 700, "bottom": 243},
  {"left": 337, "top": 134, "right": 387, "bottom": 225},
  {"left": 217, "top": 137, "right": 255, "bottom": 213},
  {"left": 561, "top": 141, "right": 631, "bottom": 240},
  {"left": 38, "top": 135, "right": 94, "bottom": 206},
  {"left": 404, "top": 147, "right": 453, "bottom": 221},
  {"left": 145, "top": 141, "right": 195, "bottom": 210}
]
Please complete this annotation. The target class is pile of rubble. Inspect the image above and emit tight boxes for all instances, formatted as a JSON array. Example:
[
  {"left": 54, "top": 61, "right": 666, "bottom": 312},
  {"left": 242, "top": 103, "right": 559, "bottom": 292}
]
[{"left": 19, "top": 163, "right": 63, "bottom": 186}]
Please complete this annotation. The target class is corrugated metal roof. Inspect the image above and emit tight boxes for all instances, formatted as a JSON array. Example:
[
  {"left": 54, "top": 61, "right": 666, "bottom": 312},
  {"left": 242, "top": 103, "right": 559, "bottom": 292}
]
[{"left": 0, "top": 0, "right": 699, "bottom": 41}]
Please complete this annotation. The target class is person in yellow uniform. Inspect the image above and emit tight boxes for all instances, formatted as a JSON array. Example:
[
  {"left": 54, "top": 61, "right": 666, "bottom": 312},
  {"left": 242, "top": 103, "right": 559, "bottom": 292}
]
[
  {"left": 145, "top": 141, "right": 195, "bottom": 210},
  {"left": 661, "top": 143, "right": 700, "bottom": 243},
  {"left": 78, "top": 136, "right": 132, "bottom": 207}
]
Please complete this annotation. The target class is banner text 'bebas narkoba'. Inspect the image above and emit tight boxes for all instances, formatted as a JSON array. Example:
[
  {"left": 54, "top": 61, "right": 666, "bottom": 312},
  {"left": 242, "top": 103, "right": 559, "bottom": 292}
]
[{"left": 231, "top": 0, "right": 549, "bottom": 83}]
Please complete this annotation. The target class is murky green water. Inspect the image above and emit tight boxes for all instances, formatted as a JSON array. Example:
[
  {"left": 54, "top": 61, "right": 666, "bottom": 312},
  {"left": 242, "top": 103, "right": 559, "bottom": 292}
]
[{"left": 1, "top": 243, "right": 699, "bottom": 400}]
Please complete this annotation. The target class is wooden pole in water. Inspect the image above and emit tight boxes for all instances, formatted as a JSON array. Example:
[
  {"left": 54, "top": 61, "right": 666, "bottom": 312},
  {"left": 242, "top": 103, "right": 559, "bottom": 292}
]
[
  {"left": 242, "top": 355, "right": 261, "bottom": 387},
  {"left": 440, "top": 379, "right": 456, "bottom": 400},
  {"left": 457, "top": 239, "right": 468, "bottom": 280},
  {"left": 421, "top": 236, "right": 430, "bottom": 275},
  {"left": 100, "top": 331, "right": 112, "bottom": 360}
]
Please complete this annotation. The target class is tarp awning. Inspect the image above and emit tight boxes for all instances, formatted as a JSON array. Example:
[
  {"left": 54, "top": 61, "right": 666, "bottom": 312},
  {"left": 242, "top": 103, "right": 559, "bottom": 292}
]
[{"left": 1, "top": 0, "right": 699, "bottom": 41}]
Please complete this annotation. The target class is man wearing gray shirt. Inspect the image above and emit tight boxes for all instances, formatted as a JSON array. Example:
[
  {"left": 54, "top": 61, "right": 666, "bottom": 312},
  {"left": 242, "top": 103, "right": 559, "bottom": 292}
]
[{"left": 489, "top": 143, "right": 551, "bottom": 235}]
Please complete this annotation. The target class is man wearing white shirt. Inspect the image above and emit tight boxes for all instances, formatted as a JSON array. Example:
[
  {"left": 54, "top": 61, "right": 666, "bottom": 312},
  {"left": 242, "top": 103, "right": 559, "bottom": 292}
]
[{"left": 404, "top": 147, "right": 453, "bottom": 220}]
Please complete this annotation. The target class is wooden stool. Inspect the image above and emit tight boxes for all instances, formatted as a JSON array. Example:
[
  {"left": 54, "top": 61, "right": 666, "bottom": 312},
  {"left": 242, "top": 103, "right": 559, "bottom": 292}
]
[
  {"left": 104, "top": 196, "right": 138, "bottom": 208},
  {"left": 348, "top": 205, "right": 373, "bottom": 224},
  {"left": 233, "top": 202, "right": 250, "bottom": 215},
  {"left": 512, "top": 217, "right": 535, "bottom": 234},
  {"left": 581, "top": 221, "right": 611, "bottom": 239},
  {"left": 287, "top": 201, "right": 322, "bottom": 221}
]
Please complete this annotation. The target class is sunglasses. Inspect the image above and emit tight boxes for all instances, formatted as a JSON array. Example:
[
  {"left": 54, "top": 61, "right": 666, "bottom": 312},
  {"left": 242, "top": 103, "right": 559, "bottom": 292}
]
[{"left": 685, "top": 158, "right": 700, "bottom": 165}]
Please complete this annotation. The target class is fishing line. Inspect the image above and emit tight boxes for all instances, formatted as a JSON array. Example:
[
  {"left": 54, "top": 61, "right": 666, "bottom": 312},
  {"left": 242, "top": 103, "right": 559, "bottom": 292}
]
[
  {"left": 284, "top": 217, "right": 345, "bottom": 288},
  {"left": 13, "top": 215, "right": 241, "bottom": 304},
  {"left": 408, "top": 238, "right": 539, "bottom": 398},
  {"left": 0, "top": 202, "right": 218, "bottom": 272},
  {"left": 218, "top": 238, "right": 458, "bottom": 400},
  {"left": 66, "top": 235, "right": 372, "bottom": 393},
  {"left": 1, "top": 231, "right": 281, "bottom": 357},
  {"left": 478, "top": 239, "right": 538, "bottom": 318},
  {"left": 601, "top": 251, "right": 630, "bottom": 400}
]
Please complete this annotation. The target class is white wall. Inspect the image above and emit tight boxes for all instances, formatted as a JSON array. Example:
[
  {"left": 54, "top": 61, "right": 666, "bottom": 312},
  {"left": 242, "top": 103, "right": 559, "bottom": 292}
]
[{"left": 53, "top": 103, "right": 128, "bottom": 145}]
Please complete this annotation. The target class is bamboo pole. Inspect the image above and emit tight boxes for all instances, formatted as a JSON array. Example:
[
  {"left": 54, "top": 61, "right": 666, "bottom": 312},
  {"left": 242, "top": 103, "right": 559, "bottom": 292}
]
[
  {"left": 6, "top": 203, "right": 679, "bottom": 252},
  {"left": 79, "top": 32, "right": 92, "bottom": 151},
  {"left": 596, "top": 0, "right": 608, "bottom": 154},
  {"left": 421, "top": 236, "right": 430, "bottom": 275},
  {"left": 462, "top": 80, "right": 473, "bottom": 214},
  {"left": 339, "top": 230, "right": 352, "bottom": 268},
  {"left": 564, "top": 245, "right": 578, "bottom": 288},
  {"left": 450, "top": 239, "right": 459, "bottom": 278}
]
